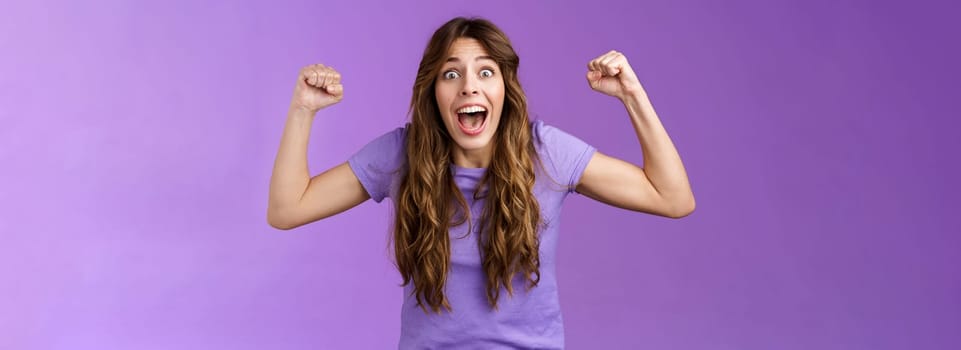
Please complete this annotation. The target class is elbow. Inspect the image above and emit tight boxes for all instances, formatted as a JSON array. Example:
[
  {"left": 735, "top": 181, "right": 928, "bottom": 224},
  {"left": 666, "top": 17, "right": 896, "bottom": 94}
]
[
  {"left": 266, "top": 208, "right": 297, "bottom": 230},
  {"left": 268, "top": 219, "right": 295, "bottom": 230},
  {"left": 668, "top": 197, "right": 696, "bottom": 219}
]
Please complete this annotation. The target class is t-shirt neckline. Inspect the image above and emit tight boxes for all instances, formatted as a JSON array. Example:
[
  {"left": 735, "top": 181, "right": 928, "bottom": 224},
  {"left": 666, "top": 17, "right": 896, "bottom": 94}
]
[{"left": 450, "top": 163, "right": 487, "bottom": 174}]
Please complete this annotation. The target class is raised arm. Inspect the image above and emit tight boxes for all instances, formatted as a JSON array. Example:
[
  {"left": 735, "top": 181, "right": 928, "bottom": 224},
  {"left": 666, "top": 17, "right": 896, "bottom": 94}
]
[
  {"left": 575, "top": 50, "right": 695, "bottom": 219},
  {"left": 267, "top": 64, "right": 369, "bottom": 230}
]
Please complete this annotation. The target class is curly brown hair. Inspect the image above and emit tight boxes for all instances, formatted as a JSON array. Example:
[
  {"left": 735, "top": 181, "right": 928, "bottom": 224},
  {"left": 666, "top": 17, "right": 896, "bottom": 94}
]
[{"left": 393, "top": 17, "right": 544, "bottom": 314}]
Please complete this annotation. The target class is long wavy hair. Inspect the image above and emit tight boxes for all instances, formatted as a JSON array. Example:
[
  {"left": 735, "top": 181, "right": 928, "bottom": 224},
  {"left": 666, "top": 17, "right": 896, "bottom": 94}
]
[{"left": 393, "top": 17, "right": 543, "bottom": 314}]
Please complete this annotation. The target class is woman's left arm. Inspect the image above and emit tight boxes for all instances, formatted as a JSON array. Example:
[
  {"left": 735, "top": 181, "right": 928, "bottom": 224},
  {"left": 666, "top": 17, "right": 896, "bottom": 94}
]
[{"left": 576, "top": 50, "right": 695, "bottom": 219}]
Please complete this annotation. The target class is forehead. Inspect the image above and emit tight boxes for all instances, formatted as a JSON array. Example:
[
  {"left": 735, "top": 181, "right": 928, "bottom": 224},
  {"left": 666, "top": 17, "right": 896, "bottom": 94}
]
[{"left": 445, "top": 37, "right": 490, "bottom": 60}]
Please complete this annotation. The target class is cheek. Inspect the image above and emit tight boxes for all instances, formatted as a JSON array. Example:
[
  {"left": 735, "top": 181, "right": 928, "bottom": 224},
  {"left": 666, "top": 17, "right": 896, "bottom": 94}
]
[
  {"left": 493, "top": 85, "right": 506, "bottom": 111},
  {"left": 435, "top": 86, "right": 454, "bottom": 115},
  {"left": 494, "top": 79, "right": 506, "bottom": 100}
]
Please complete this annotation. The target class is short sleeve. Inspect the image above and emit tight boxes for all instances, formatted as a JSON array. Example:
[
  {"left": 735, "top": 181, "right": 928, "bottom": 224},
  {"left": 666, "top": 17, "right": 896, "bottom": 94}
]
[
  {"left": 347, "top": 126, "right": 407, "bottom": 203},
  {"left": 532, "top": 120, "right": 597, "bottom": 193}
]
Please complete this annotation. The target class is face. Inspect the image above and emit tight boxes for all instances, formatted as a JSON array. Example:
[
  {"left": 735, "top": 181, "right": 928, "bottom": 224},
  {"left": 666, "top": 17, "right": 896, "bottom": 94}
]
[{"left": 435, "top": 37, "right": 505, "bottom": 164}]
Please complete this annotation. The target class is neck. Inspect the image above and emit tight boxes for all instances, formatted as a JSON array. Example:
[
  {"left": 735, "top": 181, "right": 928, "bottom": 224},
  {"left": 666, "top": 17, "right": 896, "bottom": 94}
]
[{"left": 451, "top": 144, "right": 493, "bottom": 168}]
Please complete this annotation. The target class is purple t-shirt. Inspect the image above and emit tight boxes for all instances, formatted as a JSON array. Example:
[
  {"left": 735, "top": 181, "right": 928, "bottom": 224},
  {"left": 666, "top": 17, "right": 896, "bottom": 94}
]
[{"left": 348, "top": 120, "right": 596, "bottom": 349}]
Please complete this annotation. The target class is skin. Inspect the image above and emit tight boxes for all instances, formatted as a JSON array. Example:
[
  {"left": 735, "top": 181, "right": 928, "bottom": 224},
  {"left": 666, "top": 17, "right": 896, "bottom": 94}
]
[
  {"left": 267, "top": 46, "right": 694, "bottom": 230},
  {"left": 435, "top": 38, "right": 505, "bottom": 168},
  {"left": 577, "top": 50, "right": 696, "bottom": 218}
]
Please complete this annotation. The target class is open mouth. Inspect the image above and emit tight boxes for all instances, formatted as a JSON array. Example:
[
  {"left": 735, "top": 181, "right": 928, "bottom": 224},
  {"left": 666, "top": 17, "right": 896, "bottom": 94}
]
[{"left": 455, "top": 105, "right": 488, "bottom": 136}]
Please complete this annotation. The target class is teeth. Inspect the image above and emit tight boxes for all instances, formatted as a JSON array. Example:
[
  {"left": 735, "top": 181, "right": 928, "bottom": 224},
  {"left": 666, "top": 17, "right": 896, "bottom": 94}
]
[{"left": 456, "top": 106, "right": 487, "bottom": 114}]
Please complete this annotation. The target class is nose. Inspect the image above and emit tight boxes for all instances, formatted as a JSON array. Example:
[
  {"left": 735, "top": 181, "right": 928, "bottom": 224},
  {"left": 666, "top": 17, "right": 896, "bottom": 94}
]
[{"left": 460, "top": 76, "right": 479, "bottom": 96}]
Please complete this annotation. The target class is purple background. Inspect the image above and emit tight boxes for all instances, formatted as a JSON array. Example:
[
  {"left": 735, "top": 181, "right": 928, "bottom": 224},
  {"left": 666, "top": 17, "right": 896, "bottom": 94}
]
[{"left": 2, "top": 0, "right": 958, "bottom": 349}]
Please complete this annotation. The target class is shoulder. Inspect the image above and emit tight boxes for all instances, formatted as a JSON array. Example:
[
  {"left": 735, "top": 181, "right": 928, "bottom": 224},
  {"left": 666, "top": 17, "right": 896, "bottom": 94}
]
[
  {"left": 348, "top": 124, "right": 410, "bottom": 172},
  {"left": 530, "top": 119, "right": 594, "bottom": 156},
  {"left": 531, "top": 119, "right": 589, "bottom": 147},
  {"left": 530, "top": 119, "right": 556, "bottom": 145},
  {"left": 370, "top": 124, "right": 408, "bottom": 148},
  {"left": 353, "top": 124, "right": 408, "bottom": 161},
  {"left": 347, "top": 124, "right": 409, "bottom": 202},
  {"left": 529, "top": 119, "right": 597, "bottom": 189}
]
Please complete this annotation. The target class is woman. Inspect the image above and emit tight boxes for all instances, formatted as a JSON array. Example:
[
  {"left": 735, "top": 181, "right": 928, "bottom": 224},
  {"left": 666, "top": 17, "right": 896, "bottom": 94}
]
[{"left": 268, "top": 17, "right": 694, "bottom": 349}]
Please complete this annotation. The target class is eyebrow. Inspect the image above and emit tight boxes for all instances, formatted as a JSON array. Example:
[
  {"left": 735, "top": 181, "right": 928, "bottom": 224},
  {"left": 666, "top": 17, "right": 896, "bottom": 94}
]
[{"left": 444, "top": 56, "right": 495, "bottom": 63}]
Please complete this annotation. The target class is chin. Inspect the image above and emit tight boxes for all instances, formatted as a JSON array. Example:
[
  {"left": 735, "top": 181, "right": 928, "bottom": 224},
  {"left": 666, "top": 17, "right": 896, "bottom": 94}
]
[{"left": 451, "top": 133, "right": 494, "bottom": 151}]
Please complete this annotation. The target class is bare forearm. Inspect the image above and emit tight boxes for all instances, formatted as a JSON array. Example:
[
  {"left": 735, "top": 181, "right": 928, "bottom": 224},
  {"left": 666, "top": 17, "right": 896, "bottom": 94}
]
[
  {"left": 268, "top": 105, "right": 317, "bottom": 212},
  {"left": 621, "top": 90, "right": 695, "bottom": 210}
]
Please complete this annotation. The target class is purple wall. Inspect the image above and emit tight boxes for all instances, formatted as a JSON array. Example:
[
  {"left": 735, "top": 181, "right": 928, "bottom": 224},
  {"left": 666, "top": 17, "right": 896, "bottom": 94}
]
[{"left": 2, "top": 0, "right": 958, "bottom": 349}]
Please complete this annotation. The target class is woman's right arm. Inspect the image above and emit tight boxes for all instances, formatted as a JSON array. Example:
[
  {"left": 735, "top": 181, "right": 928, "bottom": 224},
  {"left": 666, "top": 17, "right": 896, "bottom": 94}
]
[{"left": 267, "top": 64, "right": 370, "bottom": 230}]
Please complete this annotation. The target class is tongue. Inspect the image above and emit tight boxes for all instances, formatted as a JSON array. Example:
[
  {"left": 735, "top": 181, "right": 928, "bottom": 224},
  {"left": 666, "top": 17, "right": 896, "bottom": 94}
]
[{"left": 457, "top": 112, "right": 484, "bottom": 129}]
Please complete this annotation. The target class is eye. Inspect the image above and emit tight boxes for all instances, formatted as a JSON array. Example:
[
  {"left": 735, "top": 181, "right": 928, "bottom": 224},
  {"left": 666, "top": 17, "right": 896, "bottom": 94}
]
[
  {"left": 480, "top": 69, "right": 494, "bottom": 78},
  {"left": 443, "top": 70, "right": 460, "bottom": 80}
]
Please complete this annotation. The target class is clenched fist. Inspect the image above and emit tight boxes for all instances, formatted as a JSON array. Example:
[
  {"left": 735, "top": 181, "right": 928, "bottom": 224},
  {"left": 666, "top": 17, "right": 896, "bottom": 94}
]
[
  {"left": 291, "top": 64, "right": 344, "bottom": 113},
  {"left": 586, "top": 50, "right": 644, "bottom": 101}
]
